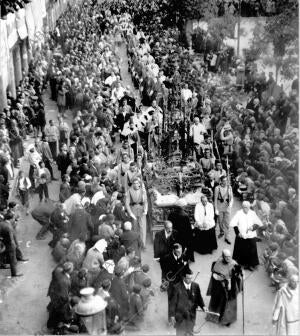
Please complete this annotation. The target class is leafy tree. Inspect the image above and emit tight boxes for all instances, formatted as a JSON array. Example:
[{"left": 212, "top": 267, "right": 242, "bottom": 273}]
[{"left": 247, "top": 0, "right": 299, "bottom": 80}]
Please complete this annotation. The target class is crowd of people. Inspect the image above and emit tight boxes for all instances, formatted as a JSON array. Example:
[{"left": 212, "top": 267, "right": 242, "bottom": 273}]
[
  {"left": 0, "top": 0, "right": 298, "bottom": 335},
  {"left": 0, "top": 42, "right": 50, "bottom": 275}
]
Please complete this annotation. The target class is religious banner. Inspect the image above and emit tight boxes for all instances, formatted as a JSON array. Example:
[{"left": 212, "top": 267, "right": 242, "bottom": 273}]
[
  {"left": 40, "top": 0, "right": 47, "bottom": 18},
  {"left": 54, "top": 0, "right": 61, "bottom": 23},
  {"left": 6, "top": 13, "right": 18, "bottom": 49},
  {"left": 47, "top": 6, "right": 55, "bottom": 32},
  {"left": 31, "top": 0, "right": 44, "bottom": 35},
  {"left": 0, "top": 19, "right": 10, "bottom": 104},
  {"left": 25, "top": 2, "right": 36, "bottom": 42},
  {"left": 16, "top": 8, "right": 28, "bottom": 40}
]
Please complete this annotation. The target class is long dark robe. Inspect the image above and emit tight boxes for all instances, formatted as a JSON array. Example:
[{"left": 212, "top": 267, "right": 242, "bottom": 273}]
[
  {"left": 9, "top": 127, "right": 24, "bottom": 167},
  {"left": 192, "top": 226, "right": 218, "bottom": 254},
  {"left": 206, "top": 260, "right": 243, "bottom": 325},
  {"left": 47, "top": 267, "right": 72, "bottom": 329},
  {"left": 232, "top": 236, "right": 259, "bottom": 268},
  {"left": 168, "top": 208, "right": 194, "bottom": 261}
]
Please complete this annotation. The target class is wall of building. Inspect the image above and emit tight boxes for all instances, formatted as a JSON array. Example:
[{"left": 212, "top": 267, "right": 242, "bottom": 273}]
[{"left": 0, "top": 0, "right": 71, "bottom": 111}]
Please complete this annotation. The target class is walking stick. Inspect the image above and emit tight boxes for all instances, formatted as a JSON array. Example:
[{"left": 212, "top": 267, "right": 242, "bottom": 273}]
[
  {"left": 242, "top": 272, "right": 245, "bottom": 335},
  {"left": 214, "top": 140, "right": 221, "bottom": 162},
  {"left": 193, "top": 271, "right": 200, "bottom": 282},
  {"left": 226, "top": 155, "right": 231, "bottom": 185},
  {"left": 275, "top": 308, "right": 282, "bottom": 336}
]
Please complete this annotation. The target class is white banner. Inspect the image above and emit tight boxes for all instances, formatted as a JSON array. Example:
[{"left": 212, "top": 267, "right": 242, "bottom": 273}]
[
  {"left": 0, "top": 20, "right": 10, "bottom": 98},
  {"left": 6, "top": 13, "right": 18, "bottom": 49},
  {"left": 31, "top": 0, "right": 44, "bottom": 34},
  {"left": 16, "top": 8, "right": 28, "bottom": 40},
  {"left": 40, "top": 0, "right": 47, "bottom": 18},
  {"left": 25, "top": 3, "right": 35, "bottom": 42}
]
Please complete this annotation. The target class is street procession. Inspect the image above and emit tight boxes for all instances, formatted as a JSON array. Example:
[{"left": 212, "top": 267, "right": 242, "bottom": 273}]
[{"left": 0, "top": 0, "right": 298, "bottom": 335}]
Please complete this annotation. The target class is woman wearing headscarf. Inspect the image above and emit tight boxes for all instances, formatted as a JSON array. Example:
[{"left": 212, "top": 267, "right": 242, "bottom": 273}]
[{"left": 82, "top": 239, "right": 107, "bottom": 284}]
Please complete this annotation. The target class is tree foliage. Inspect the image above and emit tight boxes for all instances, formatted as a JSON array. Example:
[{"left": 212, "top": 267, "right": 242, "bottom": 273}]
[{"left": 247, "top": 0, "right": 299, "bottom": 80}]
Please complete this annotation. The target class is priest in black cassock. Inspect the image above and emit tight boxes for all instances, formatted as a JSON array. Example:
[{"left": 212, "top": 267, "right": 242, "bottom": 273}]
[{"left": 168, "top": 199, "right": 194, "bottom": 262}]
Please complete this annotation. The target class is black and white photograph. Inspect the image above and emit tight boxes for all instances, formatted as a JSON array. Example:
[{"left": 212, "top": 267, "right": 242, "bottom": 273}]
[{"left": 0, "top": 0, "right": 299, "bottom": 335}]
